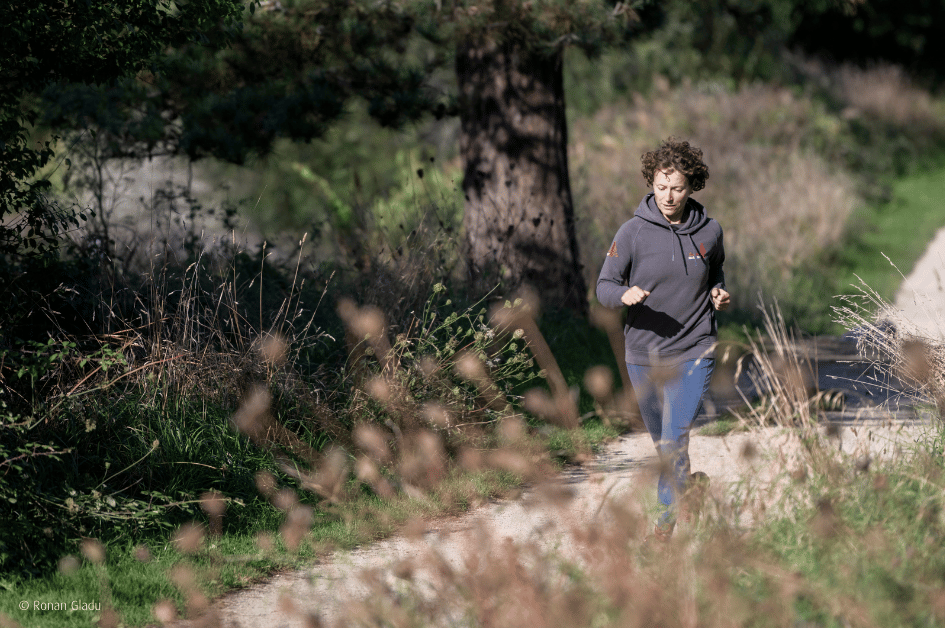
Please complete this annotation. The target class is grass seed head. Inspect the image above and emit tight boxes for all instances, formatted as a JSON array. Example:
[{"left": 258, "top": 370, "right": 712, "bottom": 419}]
[
  {"left": 232, "top": 385, "right": 272, "bottom": 440},
  {"left": 200, "top": 491, "right": 226, "bottom": 517},
  {"left": 790, "top": 465, "right": 808, "bottom": 483},
  {"left": 356, "top": 455, "right": 395, "bottom": 498},
  {"left": 583, "top": 365, "right": 614, "bottom": 402},
  {"left": 811, "top": 497, "right": 839, "bottom": 539},
  {"left": 200, "top": 491, "right": 227, "bottom": 536},
  {"left": 523, "top": 387, "right": 557, "bottom": 422},
  {"left": 354, "top": 424, "right": 393, "bottom": 463},
  {"left": 930, "top": 588, "right": 945, "bottom": 623},
  {"left": 392, "top": 557, "right": 416, "bottom": 581},
  {"left": 152, "top": 599, "right": 178, "bottom": 624},
  {"left": 419, "top": 355, "right": 440, "bottom": 378},
  {"left": 259, "top": 333, "right": 288, "bottom": 366},
  {"left": 421, "top": 401, "right": 452, "bottom": 428},
  {"left": 313, "top": 447, "right": 349, "bottom": 500},
  {"left": 255, "top": 531, "right": 276, "bottom": 552},
  {"left": 458, "top": 446, "right": 484, "bottom": 470},
  {"left": 355, "top": 306, "right": 386, "bottom": 341},
  {"left": 497, "top": 416, "right": 527, "bottom": 444},
  {"left": 272, "top": 488, "right": 299, "bottom": 511},
  {"left": 589, "top": 302, "right": 623, "bottom": 334},
  {"left": 255, "top": 471, "right": 277, "bottom": 497},
  {"left": 169, "top": 565, "right": 196, "bottom": 591},
  {"left": 58, "top": 555, "right": 80, "bottom": 575},
  {"left": 402, "top": 516, "right": 428, "bottom": 539},
  {"left": 900, "top": 338, "right": 934, "bottom": 384},
  {"left": 280, "top": 505, "right": 314, "bottom": 551},
  {"left": 486, "top": 448, "right": 532, "bottom": 477},
  {"left": 98, "top": 606, "right": 120, "bottom": 628},
  {"left": 185, "top": 591, "right": 210, "bottom": 617},
  {"left": 535, "top": 482, "right": 575, "bottom": 507},
  {"left": 302, "top": 613, "right": 325, "bottom": 628},
  {"left": 278, "top": 593, "right": 299, "bottom": 616},
  {"left": 365, "top": 375, "right": 392, "bottom": 403},
  {"left": 172, "top": 523, "right": 206, "bottom": 554},
  {"left": 133, "top": 545, "right": 151, "bottom": 562},
  {"left": 455, "top": 350, "right": 487, "bottom": 381},
  {"left": 399, "top": 430, "right": 447, "bottom": 488},
  {"left": 80, "top": 539, "right": 106, "bottom": 564}
]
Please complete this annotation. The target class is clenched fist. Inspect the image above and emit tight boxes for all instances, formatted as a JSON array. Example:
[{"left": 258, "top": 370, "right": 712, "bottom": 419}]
[
  {"left": 711, "top": 287, "right": 731, "bottom": 311},
  {"left": 620, "top": 286, "right": 650, "bottom": 306}
]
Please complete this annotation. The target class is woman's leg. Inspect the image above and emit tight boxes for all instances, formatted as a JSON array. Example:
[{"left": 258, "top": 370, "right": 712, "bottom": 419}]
[
  {"left": 660, "top": 358, "right": 714, "bottom": 517},
  {"left": 625, "top": 363, "right": 662, "bottom": 442},
  {"left": 627, "top": 359, "right": 715, "bottom": 525}
]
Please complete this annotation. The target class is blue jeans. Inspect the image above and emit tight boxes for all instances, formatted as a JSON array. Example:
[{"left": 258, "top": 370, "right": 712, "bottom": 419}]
[{"left": 627, "top": 358, "right": 714, "bottom": 524}]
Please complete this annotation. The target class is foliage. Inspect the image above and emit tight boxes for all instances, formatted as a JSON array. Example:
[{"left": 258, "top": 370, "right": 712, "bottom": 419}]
[
  {"left": 0, "top": 408, "right": 71, "bottom": 575},
  {"left": 790, "top": 0, "right": 945, "bottom": 86},
  {"left": 0, "top": 217, "right": 558, "bottom": 580},
  {"left": 0, "top": 0, "right": 249, "bottom": 262},
  {"left": 631, "top": 0, "right": 801, "bottom": 83},
  {"left": 32, "top": 0, "right": 646, "bottom": 172}
]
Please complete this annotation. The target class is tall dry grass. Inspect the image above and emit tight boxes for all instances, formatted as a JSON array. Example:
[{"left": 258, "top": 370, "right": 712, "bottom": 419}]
[
  {"left": 172, "top": 307, "right": 937, "bottom": 628},
  {"left": 834, "top": 277, "right": 945, "bottom": 418},
  {"left": 824, "top": 61, "right": 942, "bottom": 132}
]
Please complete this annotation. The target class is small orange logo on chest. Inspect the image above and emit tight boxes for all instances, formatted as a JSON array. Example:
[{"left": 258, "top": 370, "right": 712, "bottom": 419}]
[{"left": 606, "top": 242, "right": 619, "bottom": 258}]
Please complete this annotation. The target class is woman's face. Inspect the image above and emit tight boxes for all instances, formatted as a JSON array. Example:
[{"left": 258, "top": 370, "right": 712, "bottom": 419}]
[{"left": 652, "top": 168, "right": 693, "bottom": 224}]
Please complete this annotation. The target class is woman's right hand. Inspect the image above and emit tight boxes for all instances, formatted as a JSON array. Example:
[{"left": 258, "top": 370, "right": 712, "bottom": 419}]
[{"left": 620, "top": 286, "right": 650, "bottom": 306}]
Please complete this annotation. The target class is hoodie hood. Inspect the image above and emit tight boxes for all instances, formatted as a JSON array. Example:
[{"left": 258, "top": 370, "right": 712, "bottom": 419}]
[
  {"left": 636, "top": 193, "right": 712, "bottom": 269},
  {"left": 635, "top": 193, "right": 710, "bottom": 235}
]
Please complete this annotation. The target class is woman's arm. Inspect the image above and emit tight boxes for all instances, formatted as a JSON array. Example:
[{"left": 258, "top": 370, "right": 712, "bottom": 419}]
[
  {"left": 596, "top": 221, "right": 637, "bottom": 308},
  {"left": 709, "top": 228, "right": 729, "bottom": 310}
]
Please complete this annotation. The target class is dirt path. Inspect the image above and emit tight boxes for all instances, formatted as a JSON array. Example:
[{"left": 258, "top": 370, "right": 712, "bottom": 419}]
[
  {"left": 892, "top": 223, "right": 945, "bottom": 340},
  {"left": 177, "top": 420, "right": 927, "bottom": 628},
  {"left": 166, "top": 239, "right": 944, "bottom": 628}
]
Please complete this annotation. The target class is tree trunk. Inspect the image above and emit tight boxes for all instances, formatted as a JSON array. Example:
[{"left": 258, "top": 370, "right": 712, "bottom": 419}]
[{"left": 456, "top": 36, "right": 587, "bottom": 316}]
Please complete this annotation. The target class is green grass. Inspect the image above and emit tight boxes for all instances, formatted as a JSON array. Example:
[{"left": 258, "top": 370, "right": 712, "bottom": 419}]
[
  {"left": 786, "top": 159, "right": 945, "bottom": 334},
  {"left": 833, "top": 161, "right": 945, "bottom": 302},
  {"left": 748, "top": 425, "right": 945, "bottom": 627},
  {"left": 0, "top": 466, "right": 523, "bottom": 627},
  {"left": 0, "top": 533, "right": 317, "bottom": 627},
  {"left": 696, "top": 417, "right": 746, "bottom": 437}
]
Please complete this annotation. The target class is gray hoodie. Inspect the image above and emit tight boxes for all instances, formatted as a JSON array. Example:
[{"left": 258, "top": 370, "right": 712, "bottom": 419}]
[{"left": 596, "top": 193, "right": 725, "bottom": 366}]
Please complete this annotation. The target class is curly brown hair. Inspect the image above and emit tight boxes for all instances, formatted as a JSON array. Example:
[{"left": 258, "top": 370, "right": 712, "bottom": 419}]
[{"left": 641, "top": 138, "right": 709, "bottom": 192}]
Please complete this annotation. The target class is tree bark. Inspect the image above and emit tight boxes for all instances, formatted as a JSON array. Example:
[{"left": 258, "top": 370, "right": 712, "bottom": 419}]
[{"left": 456, "top": 36, "right": 587, "bottom": 316}]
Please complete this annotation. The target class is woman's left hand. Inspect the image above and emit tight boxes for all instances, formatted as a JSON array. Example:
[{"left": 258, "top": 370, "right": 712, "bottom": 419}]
[{"left": 711, "top": 287, "right": 731, "bottom": 311}]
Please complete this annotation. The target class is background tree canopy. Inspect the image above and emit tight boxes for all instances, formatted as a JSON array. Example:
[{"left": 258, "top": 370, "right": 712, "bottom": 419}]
[{"left": 0, "top": 0, "right": 249, "bottom": 258}]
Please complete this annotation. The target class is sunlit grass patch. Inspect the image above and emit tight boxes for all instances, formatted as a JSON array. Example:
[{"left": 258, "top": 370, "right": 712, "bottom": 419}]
[{"left": 697, "top": 417, "right": 746, "bottom": 437}]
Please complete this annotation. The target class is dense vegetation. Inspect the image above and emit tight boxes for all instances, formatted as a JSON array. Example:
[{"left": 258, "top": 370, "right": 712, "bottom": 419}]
[{"left": 2, "top": 1, "right": 945, "bottom": 626}]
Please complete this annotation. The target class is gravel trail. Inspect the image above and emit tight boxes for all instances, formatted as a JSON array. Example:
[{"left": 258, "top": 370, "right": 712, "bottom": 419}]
[{"left": 195, "top": 424, "right": 925, "bottom": 628}]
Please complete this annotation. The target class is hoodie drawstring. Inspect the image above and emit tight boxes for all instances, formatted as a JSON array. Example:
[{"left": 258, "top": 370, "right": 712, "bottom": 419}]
[{"left": 671, "top": 227, "right": 689, "bottom": 275}]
